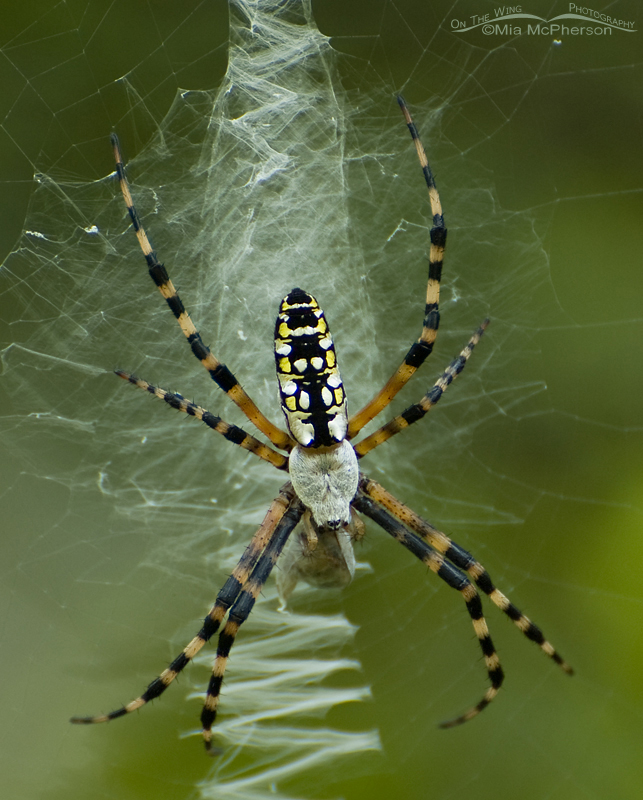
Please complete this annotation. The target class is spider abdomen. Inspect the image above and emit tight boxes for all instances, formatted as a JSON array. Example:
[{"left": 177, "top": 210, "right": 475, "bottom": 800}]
[{"left": 275, "top": 288, "right": 348, "bottom": 448}]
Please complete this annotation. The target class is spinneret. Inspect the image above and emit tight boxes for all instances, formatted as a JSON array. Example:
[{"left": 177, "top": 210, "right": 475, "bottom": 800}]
[{"left": 274, "top": 288, "right": 348, "bottom": 448}]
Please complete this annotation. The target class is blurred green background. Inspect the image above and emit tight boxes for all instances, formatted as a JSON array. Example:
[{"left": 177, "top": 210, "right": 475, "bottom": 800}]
[{"left": 1, "top": 1, "right": 641, "bottom": 799}]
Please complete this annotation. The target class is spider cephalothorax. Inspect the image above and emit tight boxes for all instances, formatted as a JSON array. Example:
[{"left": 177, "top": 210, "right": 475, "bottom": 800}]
[{"left": 71, "top": 97, "right": 572, "bottom": 752}]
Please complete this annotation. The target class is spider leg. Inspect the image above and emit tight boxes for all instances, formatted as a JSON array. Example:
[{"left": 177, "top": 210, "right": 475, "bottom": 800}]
[
  {"left": 354, "top": 320, "right": 487, "bottom": 458},
  {"left": 201, "top": 497, "right": 305, "bottom": 751},
  {"left": 116, "top": 371, "right": 288, "bottom": 471},
  {"left": 110, "top": 134, "right": 293, "bottom": 452},
  {"left": 348, "top": 96, "right": 445, "bottom": 439},
  {"left": 359, "top": 476, "right": 573, "bottom": 674},
  {"left": 352, "top": 490, "right": 503, "bottom": 727},
  {"left": 70, "top": 483, "right": 296, "bottom": 726}
]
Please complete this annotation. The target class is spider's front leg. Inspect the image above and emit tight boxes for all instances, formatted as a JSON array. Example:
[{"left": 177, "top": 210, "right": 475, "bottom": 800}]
[
  {"left": 356, "top": 477, "right": 573, "bottom": 727},
  {"left": 70, "top": 484, "right": 298, "bottom": 731},
  {"left": 353, "top": 489, "right": 504, "bottom": 727},
  {"left": 361, "top": 476, "right": 573, "bottom": 675},
  {"left": 201, "top": 496, "right": 304, "bottom": 751}
]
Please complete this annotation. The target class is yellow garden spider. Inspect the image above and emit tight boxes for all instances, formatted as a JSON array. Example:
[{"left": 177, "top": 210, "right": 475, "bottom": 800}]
[{"left": 71, "top": 97, "right": 572, "bottom": 751}]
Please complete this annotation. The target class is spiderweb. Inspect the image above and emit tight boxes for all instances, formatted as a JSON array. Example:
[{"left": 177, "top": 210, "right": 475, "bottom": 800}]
[{"left": 1, "top": 1, "right": 642, "bottom": 799}]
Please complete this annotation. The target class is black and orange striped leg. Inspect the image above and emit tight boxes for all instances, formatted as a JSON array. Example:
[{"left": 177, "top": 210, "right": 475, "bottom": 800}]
[
  {"left": 115, "top": 371, "right": 288, "bottom": 471},
  {"left": 110, "top": 134, "right": 293, "bottom": 452},
  {"left": 348, "top": 96, "right": 446, "bottom": 439},
  {"left": 201, "top": 497, "right": 305, "bottom": 752},
  {"left": 359, "top": 476, "right": 573, "bottom": 675},
  {"left": 352, "top": 491, "right": 504, "bottom": 728},
  {"left": 354, "top": 321, "right": 488, "bottom": 458},
  {"left": 70, "top": 483, "right": 297, "bottom": 727}
]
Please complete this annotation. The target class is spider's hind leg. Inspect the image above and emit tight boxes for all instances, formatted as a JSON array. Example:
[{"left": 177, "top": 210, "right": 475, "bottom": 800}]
[
  {"left": 347, "top": 96, "right": 446, "bottom": 438},
  {"left": 115, "top": 371, "right": 288, "bottom": 471},
  {"left": 110, "top": 134, "right": 293, "bottom": 451},
  {"left": 353, "top": 320, "right": 488, "bottom": 459}
]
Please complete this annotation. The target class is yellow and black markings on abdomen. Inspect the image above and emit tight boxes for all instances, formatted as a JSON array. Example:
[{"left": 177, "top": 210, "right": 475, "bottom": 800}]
[{"left": 275, "top": 289, "right": 348, "bottom": 448}]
